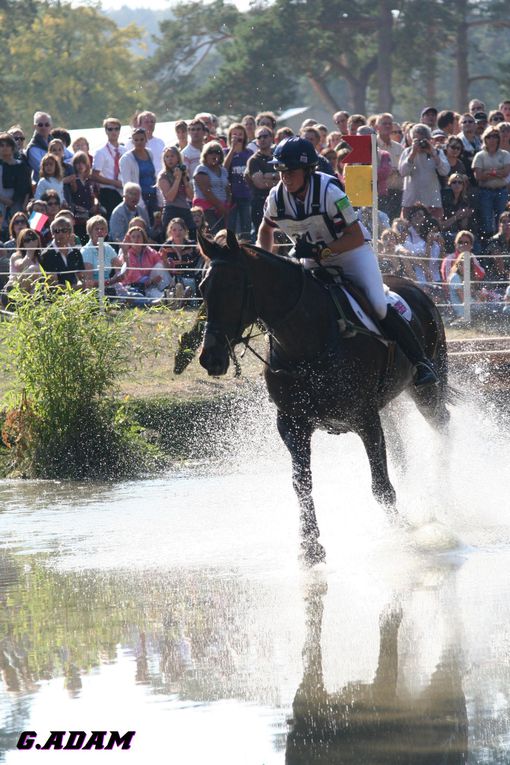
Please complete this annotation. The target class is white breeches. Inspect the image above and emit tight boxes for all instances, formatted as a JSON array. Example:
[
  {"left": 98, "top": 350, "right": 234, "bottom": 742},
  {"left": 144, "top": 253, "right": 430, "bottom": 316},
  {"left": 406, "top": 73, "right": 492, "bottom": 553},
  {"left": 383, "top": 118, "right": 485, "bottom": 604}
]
[{"left": 301, "top": 243, "right": 388, "bottom": 319}]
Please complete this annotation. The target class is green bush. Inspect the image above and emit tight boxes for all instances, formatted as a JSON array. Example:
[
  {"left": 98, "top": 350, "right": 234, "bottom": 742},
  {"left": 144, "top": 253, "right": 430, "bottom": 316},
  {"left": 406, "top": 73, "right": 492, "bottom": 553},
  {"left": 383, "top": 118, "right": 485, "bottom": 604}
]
[{"left": 0, "top": 283, "right": 164, "bottom": 478}]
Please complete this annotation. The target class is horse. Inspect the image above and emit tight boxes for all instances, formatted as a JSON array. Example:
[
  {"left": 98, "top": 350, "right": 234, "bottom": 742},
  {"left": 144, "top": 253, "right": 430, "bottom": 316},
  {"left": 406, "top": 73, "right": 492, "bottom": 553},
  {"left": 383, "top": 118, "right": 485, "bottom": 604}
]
[{"left": 197, "top": 229, "right": 451, "bottom": 564}]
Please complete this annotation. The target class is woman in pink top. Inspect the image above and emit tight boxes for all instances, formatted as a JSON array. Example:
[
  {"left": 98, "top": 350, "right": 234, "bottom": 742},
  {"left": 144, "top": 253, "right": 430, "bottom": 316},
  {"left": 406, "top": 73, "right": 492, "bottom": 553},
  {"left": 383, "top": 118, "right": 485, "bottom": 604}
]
[{"left": 122, "top": 226, "right": 162, "bottom": 293}]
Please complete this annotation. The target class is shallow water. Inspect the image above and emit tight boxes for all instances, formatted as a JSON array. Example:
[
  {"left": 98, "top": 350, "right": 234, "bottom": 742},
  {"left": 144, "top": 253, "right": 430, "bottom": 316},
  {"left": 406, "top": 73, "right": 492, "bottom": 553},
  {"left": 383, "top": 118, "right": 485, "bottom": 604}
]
[{"left": 1, "top": 391, "right": 510, "bottom": 762}]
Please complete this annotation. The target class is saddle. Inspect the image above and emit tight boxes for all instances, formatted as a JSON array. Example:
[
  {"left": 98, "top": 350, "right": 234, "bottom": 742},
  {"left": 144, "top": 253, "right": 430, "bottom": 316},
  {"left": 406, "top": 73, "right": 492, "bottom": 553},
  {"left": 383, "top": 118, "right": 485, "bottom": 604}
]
[{"left": 310, "top": 267, "right": 382, "bottom": 338}]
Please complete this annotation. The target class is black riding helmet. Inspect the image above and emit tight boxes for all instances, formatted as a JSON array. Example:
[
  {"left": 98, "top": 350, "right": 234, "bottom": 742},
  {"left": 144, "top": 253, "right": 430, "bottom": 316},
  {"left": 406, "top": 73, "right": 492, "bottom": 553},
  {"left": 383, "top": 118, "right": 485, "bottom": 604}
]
[{"left": 269, "top": 136, "right": 318, "bottom": 171}]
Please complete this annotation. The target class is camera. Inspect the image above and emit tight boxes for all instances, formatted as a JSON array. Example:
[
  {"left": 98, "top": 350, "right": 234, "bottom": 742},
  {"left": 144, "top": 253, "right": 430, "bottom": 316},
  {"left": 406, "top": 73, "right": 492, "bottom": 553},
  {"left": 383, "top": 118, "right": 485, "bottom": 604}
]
[
  {"left": 177, "top": 164, "right": 187, "bottom": 172},
  {"left": 418, "top": 139, "right": 429, "bottom": 149}
]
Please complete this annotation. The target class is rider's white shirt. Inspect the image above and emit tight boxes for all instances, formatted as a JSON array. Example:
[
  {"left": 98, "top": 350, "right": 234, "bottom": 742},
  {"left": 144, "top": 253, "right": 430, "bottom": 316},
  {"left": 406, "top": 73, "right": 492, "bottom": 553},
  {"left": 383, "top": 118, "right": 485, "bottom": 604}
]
[{"left": 263, "top": 172, "right": 361, "bottom": 247}]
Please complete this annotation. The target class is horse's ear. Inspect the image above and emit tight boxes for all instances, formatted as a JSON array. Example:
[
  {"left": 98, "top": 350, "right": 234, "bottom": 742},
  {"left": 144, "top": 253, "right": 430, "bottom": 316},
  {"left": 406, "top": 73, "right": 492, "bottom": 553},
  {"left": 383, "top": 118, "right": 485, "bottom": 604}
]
[
  {"left": 225, "top": 228, "right": 238, "bottom": 252},
  {"left": 197, "top": 226, "right": 214, "bottom": 261}
]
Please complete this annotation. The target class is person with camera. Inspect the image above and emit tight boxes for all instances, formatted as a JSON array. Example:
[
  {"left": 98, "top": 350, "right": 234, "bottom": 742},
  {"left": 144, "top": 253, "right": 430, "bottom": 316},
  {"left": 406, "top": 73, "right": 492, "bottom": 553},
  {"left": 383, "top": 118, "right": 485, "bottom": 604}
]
[
  {"left": 223, "top": 123, "right": 253, "bottom": 240},
  {"left": 157, "top": 146, "right": 195, "bottom": 236},
  {"left": 398, "top": 123, "right": 449, "bottom": 220}
]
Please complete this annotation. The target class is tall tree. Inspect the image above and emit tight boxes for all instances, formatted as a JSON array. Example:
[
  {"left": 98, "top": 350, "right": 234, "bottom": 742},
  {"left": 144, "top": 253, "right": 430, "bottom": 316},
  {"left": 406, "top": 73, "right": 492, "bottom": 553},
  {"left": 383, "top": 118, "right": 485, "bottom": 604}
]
[{"left": 2, "top": 2, "right": 144, "bottom": 129}]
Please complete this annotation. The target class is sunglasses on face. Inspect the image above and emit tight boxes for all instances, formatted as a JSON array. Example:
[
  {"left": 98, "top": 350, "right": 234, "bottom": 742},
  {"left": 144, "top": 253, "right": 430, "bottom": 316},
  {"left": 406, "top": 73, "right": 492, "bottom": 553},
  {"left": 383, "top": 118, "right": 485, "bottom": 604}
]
[
  {"left": 106, "top": 126, "right": 120, "bottom": 132},
  {"left": 37, "top": 122, "right": 51, "bottom": 128},
  {"left": 450, "top": 180, "right": 463, "bottom": 185},
  {"left": 12, "top": 135, "right": 25, "bottom": 141},
  {"left": 54, "top": 227, "right": 70, "bottom": 234},
  {"left": 257, "top": 133, "right": 271, "bottom": 138},
  {"left": 23, "top": 234, "right": 38, "bottom": 242}
]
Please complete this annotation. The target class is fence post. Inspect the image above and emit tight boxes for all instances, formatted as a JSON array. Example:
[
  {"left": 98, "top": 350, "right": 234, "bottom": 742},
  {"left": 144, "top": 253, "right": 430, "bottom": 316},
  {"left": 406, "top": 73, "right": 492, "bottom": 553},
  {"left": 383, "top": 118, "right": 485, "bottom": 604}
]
[
  {"left": 98, "top": 236, "right": 105, "bottom": 313},
  {"left": 463, "top": 248, "right": 471, "bottom": 323},
  {"left": 371, "top": 133, "right": 378, "bottom": 253}
]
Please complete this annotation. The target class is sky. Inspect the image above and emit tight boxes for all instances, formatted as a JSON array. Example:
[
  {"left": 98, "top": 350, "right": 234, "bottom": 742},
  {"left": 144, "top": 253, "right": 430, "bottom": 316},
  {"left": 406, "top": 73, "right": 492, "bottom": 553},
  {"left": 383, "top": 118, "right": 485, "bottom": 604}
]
[{"left": 72, "top": 0, "right": 251, "bottom": 10}]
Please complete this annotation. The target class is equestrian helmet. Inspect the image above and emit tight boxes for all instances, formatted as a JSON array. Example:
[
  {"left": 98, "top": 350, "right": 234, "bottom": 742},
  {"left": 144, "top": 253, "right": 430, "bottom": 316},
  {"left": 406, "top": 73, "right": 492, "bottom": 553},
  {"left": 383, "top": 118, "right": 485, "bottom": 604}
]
[{"left": 270, "top": 137, "right": 318, "bottom": 171}]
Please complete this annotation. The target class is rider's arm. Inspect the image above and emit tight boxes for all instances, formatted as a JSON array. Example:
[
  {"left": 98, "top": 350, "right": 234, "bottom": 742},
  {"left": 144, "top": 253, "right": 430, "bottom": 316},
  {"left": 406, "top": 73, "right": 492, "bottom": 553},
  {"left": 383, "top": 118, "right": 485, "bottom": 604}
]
[
  {"left": 325, "top": 221, "right": 365, "bottom": 254},
  {"left": 257, "top": 219, "right": 275, "bottom": 251}
]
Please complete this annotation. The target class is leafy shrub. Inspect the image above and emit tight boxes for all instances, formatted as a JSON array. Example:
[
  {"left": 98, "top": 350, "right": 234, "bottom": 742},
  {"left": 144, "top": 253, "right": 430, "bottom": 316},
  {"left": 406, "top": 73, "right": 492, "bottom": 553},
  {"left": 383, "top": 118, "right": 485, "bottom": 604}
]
[{"left": 0, "top": 283, "right": 164, "bottom": 478}]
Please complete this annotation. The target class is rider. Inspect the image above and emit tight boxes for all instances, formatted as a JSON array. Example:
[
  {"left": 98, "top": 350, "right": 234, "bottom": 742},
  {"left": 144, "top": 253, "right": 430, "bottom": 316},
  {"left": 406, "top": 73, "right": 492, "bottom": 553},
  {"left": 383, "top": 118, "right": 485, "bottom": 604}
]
[{"left": 256, "top": 136, "right": 438, "bottom": 387}]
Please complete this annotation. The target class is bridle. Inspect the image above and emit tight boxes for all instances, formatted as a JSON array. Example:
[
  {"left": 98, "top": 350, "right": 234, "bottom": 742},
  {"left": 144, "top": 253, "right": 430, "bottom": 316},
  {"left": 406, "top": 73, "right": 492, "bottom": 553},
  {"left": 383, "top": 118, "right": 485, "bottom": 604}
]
[{"left": 201, "top": 253, "right": 307, "bottom": 377}]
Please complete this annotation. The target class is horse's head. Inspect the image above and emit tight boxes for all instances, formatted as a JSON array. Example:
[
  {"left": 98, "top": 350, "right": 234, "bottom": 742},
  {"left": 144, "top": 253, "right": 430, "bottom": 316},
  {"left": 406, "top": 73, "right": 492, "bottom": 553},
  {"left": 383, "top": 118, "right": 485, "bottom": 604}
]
[{"left": 198, "top": 228, "right": 256, "bottom": 376}]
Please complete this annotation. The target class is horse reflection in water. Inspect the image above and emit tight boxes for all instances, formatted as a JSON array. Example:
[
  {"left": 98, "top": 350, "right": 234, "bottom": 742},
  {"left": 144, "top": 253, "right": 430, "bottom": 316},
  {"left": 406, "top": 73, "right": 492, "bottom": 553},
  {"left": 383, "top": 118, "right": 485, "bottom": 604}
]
[
  {"left": 198, "top": 230, "right": 452, "bottom": 564},
  {"left": 287, "top": 578, "right": 467, "bottom": 764}
]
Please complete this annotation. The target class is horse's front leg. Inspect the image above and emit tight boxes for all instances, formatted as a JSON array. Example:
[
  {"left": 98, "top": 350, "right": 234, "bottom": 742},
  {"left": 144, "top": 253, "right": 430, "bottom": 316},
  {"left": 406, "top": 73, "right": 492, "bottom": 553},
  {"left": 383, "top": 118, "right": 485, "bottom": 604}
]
[
  {"left": 358, "top": 414, "right": 398, "bottom": 521},
  {"left": 277, "top": 411, "right": 326, "bottom": 565}
]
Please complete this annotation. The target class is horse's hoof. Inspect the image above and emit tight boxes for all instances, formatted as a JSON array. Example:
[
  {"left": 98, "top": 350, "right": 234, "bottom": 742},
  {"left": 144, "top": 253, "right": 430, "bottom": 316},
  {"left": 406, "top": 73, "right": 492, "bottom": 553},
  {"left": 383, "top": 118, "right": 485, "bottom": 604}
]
[{"left": 300, "top": 539, "right": 327, "bottom": 567}]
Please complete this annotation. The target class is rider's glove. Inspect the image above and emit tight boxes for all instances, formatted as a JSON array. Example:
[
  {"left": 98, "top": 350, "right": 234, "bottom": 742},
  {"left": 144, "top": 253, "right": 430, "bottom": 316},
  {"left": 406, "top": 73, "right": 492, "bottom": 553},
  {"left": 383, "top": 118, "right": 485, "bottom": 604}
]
[{"left": 294, "top": 238, "right": 322, "bottom": 261}]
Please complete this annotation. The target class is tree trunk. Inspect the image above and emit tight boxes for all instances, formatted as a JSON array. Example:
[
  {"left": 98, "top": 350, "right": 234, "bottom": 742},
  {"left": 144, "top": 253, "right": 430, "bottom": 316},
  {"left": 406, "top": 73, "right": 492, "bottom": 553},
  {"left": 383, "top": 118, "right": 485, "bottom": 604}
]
[
  {"left": 306, "top": 75, "right": 339, "bottom": 114},
  {"left": 376, "top": 0, "right": 393, "bottom": 112},
  {"left": 454, "top": 0, "right": 469, "bottom": 112}
]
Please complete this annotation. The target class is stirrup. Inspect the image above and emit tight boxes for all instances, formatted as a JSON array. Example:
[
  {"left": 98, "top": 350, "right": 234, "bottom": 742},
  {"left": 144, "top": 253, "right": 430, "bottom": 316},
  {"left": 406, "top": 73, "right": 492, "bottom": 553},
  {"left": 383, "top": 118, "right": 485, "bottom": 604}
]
[{"left": 413, "top": 361, "right": 439, "bottom": 387}]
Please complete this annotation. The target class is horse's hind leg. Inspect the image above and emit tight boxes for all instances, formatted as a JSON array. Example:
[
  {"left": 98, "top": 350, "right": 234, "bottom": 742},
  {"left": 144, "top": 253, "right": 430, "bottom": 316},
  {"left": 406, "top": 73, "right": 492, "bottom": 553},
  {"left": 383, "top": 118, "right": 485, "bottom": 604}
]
[
  {"left": 359, "top": 414, "right": 398, "bottom": 521},
  {"left": 277, "top": 411, "right": 326, "bottom": 565}
]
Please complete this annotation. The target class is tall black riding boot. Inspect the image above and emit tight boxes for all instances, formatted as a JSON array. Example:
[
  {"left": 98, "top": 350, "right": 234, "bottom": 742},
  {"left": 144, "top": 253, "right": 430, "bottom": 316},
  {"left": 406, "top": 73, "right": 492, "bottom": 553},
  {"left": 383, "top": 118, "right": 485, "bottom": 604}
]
[{"left": 379, "top": 305, "right": 438, "bottom": 387}]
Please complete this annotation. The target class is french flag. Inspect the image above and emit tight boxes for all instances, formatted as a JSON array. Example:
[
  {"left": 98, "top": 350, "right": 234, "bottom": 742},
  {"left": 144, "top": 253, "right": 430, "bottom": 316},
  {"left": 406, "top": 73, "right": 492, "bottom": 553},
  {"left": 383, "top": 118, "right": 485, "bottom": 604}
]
[{"left": 29, "top": 211, "right": 49, "bottom": 233}]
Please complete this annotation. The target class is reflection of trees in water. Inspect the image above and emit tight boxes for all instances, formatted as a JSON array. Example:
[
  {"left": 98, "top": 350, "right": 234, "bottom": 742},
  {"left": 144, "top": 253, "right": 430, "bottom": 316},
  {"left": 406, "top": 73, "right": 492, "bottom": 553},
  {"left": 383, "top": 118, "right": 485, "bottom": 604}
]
[
  {"left": 286, "top": 576, "right": 468, "bottom": 765},
  {"left": 0, "top": 553, "right": 257, "bottom": 711}
]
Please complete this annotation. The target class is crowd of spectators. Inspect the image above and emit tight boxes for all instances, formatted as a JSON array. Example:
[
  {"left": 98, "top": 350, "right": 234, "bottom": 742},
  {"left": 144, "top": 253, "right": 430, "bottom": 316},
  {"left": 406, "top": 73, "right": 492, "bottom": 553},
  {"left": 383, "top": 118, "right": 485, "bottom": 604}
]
[{"left": 1, "top": 99, "right": 510, "bottom": 317}]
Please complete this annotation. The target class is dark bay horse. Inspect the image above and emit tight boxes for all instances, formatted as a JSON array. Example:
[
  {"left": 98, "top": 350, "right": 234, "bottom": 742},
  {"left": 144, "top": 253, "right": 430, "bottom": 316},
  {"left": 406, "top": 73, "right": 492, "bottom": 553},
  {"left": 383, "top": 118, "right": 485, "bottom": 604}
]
[{"left": 198, "top": 230, "right": 451, "bottom": 564}]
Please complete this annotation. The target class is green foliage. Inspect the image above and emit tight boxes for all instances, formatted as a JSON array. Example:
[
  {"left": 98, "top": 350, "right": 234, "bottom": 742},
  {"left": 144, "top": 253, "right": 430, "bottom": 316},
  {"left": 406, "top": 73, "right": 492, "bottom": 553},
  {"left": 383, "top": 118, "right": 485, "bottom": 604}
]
[
  {"left": 0, "top": 0, "right": 146, "bottom": 129},
  {"left": 0, "top": 283, "right": 163, "bottom": 479}
]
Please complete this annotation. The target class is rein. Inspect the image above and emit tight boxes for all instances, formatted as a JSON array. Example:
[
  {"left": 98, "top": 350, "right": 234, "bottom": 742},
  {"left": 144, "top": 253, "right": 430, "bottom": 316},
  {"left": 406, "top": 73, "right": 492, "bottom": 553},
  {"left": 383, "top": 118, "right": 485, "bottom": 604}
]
[{"left": 203, "top": 254, "right": 309, "bottom": 378}]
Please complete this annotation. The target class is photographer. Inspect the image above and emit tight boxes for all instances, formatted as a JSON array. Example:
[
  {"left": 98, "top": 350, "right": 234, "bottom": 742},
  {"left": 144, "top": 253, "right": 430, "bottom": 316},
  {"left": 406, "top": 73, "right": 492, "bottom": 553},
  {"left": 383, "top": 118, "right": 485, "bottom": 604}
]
[
  {"left": 223, "top": 123, "right": 253, "bottom": 240},
  {"left": 398, "top": 123, "right": 449, "bottom": 220},
  {"left": 157, "top": 146, "right": 195, "bottom": 236}
]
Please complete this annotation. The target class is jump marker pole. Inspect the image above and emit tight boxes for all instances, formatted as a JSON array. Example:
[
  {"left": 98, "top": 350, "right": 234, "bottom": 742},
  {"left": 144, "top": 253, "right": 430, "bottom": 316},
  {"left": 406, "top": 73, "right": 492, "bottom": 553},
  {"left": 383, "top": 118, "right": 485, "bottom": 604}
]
[
  {"left": 98, "top": 237, "right": 105, "bottom": 312},
  {"left": 371, "top": 134, "right": 378, "bottom": 252}
]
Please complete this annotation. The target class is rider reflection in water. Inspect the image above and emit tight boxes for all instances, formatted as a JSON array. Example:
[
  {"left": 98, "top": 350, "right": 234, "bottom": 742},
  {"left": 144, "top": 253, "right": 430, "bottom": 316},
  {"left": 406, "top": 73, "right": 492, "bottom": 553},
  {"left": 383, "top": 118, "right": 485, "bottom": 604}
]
[{"left": 256, "top": 136, "right": 438, "bottom": 387}]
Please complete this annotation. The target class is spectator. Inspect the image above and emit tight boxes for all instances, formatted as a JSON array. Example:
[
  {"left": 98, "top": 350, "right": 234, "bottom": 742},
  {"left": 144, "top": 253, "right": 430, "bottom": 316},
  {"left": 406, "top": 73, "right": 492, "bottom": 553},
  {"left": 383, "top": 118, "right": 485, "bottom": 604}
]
[
  {"left": 2, "top": 211, "right": 29, "bottom": 256},
  {"left": 120, "top": 128, "right": 158, "bottom": 223},
  {"left": 121, "top": 225, "right": 165, "bottom": 300},
  {"left": 34, "top": 154, "right": 64, "bottom": 202},
  {"left": 497, "top": 122, "right": 510, "bottom": 153},
  {"left": 109, "top": 183, "right": 150, "bottom": 246},
  {"left": 81, "top": 215, "right": 122, "bottom": 291},
  {"left": 421, "top": 217, "right": 446, "bottom": 300},
  {"left": 157, "top": 146, "right": 194, "bottom": 235},
  {"left": 440, "top": 173, "right": 475, "bottom": 250},
  {"left": 326, "top": 131, "right": 343, "bottom": 150},
  {"left": 182, "top": 119, "right": 206, "bottom": 179},
  {"left": 316, "top": 124, "right": 328, "bottom": 149},
  {"left": 4, "top": 228, "right": 43, "bottom": 296},
  {"left": 472, "top": 126, "right": 510, "bottom": 242},
  {"left": 441, "top": 229, "right": 480, "bottom": 283},
  {"left": 7, "top": 126, "right": 28, "bottom": 164},
  {"left": 91, "top": 118, "right": 125, "bottom": 221},
  {"left": 40, "top": 190, "right": 62, "bottom": 235},
  {"left": 420, "top": 107, "right": 438, "bottom": 130},
  {"left": 481, "top": 210, "right": 510, "bottom": 287},
  {"left": 26, "top": 199, "right": 51, "bottom": 245},
  {"left": 161, "top": 217, "right": 200, "bottom": 300},
  {"left": 402, "top": 204, "right": 430, "bottom": 281},
  {"left": 223, "top": 123, "right": 253, "bottom": 239},
  {"left": 301, "top": 126, "right": 335, "bottom": 175},
  {"left": 40, "top": 217, "right": 85, "bottom": 288},
  {"left": 498, "top": 100, "right": 510, "bottom": 123},
  {"left": 68, "top": 151, "right": 98, "bottom": 244},
  {"left": 377, "top": 228, "right": 401, "bottom": 274},
  {"left": 48, "top": 137, "right": 75, "bottom": 204},
  {"left": 489, "top": 110, "right": 505, "bottom": 126},
  {"left": 347, "top": 114, "right": 366, "bottom": 134},
  {"left": 0, "top": 133, "right": 31, "bottom": 228},
  {"left": 457, "top": 113, "right": 481, "bottom": 184},
  {"left": 399, "top": 124, "right": 449, "bottom": 219},
  {"left": 190, "top": 205, "right": 207, "bottom": 234},
  {"left": 127, "top": 111, "right": 165, "bottom": 175},
  {"left": 72, "top": 136, "right": 92, "bottom": 160},
  {"left": 333, "top": 111, "right": 349, "bottom": 135},
  {"left": 443, "top": 136, "right": 468, "bottom": 181},
  {"left": 245, "top": 127, "right": 277, "bottom": 234},
  {"left": 375, "top": 113, "right": 404, "bottom": 222},
  {"left": 391, "top": 217, "right": 416, "bottom": 279},
  {"left": 437, "top": 110, "right": 456, "bottom": 136},
  {"left": 174, "top": 120, "right": 188, "bottom": 151},
  {"left": 447, "top": 231, "right": 485, "bottom": 317},
  {"left": 26, "top": 110, "right": 52, "bottom": 181},
  {"left": 255, "top": 112, "right": 278, "bottom": 131},
  {"left": 242, "top": 115, "right": 257, "bottom": 152},
  {"left": 275, "top": 127, "right": 294, "bottom": 144},
  {"left": 391, "top": 123, "right": 404, "bottom": 143},
  {"left": 469, "top": 99, "right": 486, "bottom": 115},
  {"left": 193, "top": 141, "right": 231, "bottom": 232},
  {"left": 474, "top": 111, "right": 488, "bottom": 137},
  {"left": 49, "top": 127, "right": 73, "bottom": 160}
]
